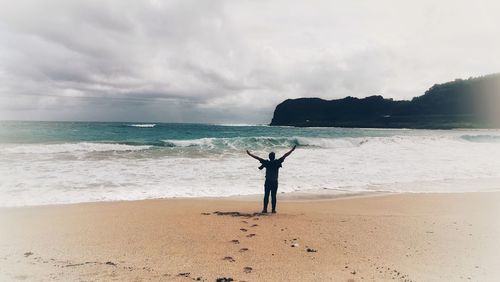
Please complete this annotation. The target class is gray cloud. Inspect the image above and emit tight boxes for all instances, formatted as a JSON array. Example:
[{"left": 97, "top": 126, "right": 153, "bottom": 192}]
[{"left": 1, "top": 0, "right": 500, "bottom": 123}]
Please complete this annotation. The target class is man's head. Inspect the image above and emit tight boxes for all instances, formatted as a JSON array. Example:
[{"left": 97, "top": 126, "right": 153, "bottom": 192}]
[{"left": 269, "top": 152, "right": 275, "bottom": 160}]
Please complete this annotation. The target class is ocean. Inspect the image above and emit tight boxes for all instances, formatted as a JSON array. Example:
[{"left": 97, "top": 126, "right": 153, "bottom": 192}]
[{"left": 1, "top": 121, "right": 500, "bottom": 207}]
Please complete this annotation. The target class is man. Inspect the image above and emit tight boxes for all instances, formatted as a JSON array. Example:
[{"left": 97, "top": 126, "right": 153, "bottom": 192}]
[{"left": 246, "top": 145, "right": 296, "bottom": 213}]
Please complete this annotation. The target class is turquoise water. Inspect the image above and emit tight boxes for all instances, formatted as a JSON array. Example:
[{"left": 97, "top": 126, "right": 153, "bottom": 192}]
[
  {"left": 0, "top": 121, "right": 395, "bottom": 146},
  {"left": 1, "top": 121, "right": 500, "bottom": 207}
]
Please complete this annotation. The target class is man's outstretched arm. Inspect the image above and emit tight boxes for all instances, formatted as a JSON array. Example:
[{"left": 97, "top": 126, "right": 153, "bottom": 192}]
[
  {"left": 279, "top": 145, "right": 297, "bottom": 161},
  {"left": 246, "top": 150, "right": 264, "bottom": 162}
]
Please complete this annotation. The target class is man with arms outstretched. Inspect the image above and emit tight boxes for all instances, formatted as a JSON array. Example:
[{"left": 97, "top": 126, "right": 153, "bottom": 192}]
[{"left": 246, "top": 145, "right": 296, "bottom": 213}]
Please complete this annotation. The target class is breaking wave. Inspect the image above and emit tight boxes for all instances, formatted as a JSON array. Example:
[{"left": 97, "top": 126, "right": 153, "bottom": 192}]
[
  {"left": 161, "top": 135, "right": 464, "bottom": 150},
  {"left": 3, "top": 134, "right": 491, "bottom": 156}
]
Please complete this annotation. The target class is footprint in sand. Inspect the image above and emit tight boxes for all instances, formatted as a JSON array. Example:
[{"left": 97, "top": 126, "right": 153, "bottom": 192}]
[
  {"left": 251, "top": 224, "right": 258, "bottom": 227},
  {"left": 240, "top": 228, "right": 248, "bottom": 232},
  {"left": 253, "top": 218, "right": 259, "bottom": 221},
  {"left": 223, "top": 256, "right": 235, "bottom": 262},
  {"left": 230, "top": 240, "right": 240, "bottom": 244},
  {"left": 239, "top": 248, "right": 249, "bottom": 252},
  {"left": 241, "top": 220, "right": 248, "bottom": 224},
  {"left": 246, "top": 234, "right": 256, "bottom": 238},
  {"left": 243, "top": 267, "right": 253, "bottom": 273}
]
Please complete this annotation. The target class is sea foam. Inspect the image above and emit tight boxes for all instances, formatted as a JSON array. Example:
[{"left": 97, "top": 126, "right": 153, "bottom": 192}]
[{"left": 2, "top": 125, "right": 500, "bottom": 207}]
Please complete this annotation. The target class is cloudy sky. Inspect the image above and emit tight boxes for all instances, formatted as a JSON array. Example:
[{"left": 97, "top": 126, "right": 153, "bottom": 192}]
[{"left": 1, "top": 0, "right": 499, "bottom": 123}]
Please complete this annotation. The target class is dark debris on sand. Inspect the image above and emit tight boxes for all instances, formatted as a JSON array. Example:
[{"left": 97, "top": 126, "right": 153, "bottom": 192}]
[
  {"left": 65, "top": 261, "right": 99, "bottom": 267},
  {"left": 306, "top": 248, "right": 317, "bottom": 253},
  {"left": 216, "top": 278, "right": 234, "bottom": 282},
  {"left": 243, "top": 267, "right": 253, "bottom": 273}
]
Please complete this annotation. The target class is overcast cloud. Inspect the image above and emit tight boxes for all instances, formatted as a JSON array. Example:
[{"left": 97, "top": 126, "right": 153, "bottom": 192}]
[{"left": 1, "top": 0, "right": 500, "bottom": 123}]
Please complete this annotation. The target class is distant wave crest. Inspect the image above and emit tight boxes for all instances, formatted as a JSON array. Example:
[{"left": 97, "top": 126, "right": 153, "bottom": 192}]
[
  {"left": 217, "top": 123, "right": 263, "bottom": 127},
  {"left": 128, "top": 124, "right": 156, "bottom": 128}
]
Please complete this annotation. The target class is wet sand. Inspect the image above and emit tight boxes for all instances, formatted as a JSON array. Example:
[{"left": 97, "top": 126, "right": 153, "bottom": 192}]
[{"left": 1, "top": 192, "right": 499, "bottom": 281}]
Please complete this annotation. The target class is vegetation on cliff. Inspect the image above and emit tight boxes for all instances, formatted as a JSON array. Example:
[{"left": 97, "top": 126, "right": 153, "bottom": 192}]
[{"left": 270, "top": 74, "right": 500, "bottom": 128}]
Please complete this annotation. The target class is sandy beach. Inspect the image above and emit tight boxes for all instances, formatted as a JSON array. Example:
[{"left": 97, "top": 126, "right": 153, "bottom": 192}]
[{"left": 1, "top": 192, "right": 499, "bottom": 281}]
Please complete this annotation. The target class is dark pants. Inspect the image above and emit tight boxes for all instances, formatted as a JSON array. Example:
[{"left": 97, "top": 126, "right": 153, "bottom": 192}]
[{"left": 263, "top": 180, "right": 278, "bottom": 212}]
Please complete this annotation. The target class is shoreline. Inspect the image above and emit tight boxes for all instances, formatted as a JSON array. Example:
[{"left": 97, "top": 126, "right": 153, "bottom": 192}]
[
  {"left": 3, "top": 188, "right": 500, "bottom": 209},
  {"left": 1, "top": 191, "right": 499, "bottom": 281},
  {"left": 0, "top": 190, "right": 384, "bottom": 209}
]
